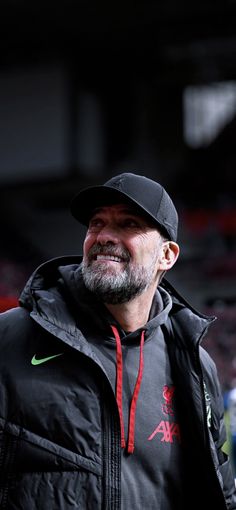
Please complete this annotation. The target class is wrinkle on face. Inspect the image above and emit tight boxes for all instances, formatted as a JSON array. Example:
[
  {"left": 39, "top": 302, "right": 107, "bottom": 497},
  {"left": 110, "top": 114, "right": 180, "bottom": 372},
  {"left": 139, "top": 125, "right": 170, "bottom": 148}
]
[{"left": 81, "top": 204, "right": 166, "bottom": 304}]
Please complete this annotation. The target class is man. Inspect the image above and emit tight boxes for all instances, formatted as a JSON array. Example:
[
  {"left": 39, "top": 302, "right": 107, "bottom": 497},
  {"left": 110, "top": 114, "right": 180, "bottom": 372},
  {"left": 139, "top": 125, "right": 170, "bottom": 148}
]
[{"left": 0, "top": 172, "right": 235, "bottom": 510}]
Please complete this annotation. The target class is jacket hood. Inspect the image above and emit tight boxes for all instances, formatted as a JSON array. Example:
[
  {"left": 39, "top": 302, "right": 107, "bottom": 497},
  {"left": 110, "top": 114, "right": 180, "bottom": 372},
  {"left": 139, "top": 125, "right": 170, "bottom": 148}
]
[{"left": 19, "top": 255, "right": 215, "bottom": 347}]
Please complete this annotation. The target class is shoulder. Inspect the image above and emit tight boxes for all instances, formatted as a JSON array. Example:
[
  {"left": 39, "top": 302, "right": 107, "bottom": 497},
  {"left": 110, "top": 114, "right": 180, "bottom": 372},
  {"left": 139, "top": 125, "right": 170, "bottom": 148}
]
[
  {"left": 0, "top": 305, "right": 30, "bottom": 323},
  {"left": 0, "top": 306, "right": 37, "bottom": 342}
]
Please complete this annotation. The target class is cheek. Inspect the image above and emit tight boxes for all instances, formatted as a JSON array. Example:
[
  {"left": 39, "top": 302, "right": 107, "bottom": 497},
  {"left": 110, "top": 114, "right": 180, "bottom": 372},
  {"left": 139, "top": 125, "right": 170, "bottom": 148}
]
[
  {"left": 141, "top": 241, "right": 160, "bottom": 267},
  {"left": 83, "top": 235, "right": 94, "bottom": 257},
  {"left": 131, "top": 233, "right": 160, "bottom": 260},
  {"left": 129, "top": 242, "right": 147, "bottom": 263}
]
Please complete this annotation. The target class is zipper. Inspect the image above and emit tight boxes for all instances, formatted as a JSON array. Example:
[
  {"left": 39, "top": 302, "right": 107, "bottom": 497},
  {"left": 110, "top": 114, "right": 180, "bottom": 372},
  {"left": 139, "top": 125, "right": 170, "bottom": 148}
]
[{"left": 102, "top": 380, "right": 121, "bottom": 510}]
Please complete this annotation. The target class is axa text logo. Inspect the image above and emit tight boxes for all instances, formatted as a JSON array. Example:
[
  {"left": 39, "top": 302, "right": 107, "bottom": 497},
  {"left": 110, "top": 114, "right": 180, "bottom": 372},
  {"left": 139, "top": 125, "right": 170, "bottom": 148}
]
[
  {"left": 148, "top": 420, "right": 181, "bottom": 443},
  {"left": 148, "top": 385, "right": 181, "bottom": 444}
]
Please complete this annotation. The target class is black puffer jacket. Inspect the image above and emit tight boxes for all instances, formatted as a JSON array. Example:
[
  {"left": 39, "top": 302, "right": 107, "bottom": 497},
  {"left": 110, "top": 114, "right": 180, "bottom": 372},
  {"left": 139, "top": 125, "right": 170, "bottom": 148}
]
[{"left": 0, "top": 256, "right": 235, "bottom": 510}]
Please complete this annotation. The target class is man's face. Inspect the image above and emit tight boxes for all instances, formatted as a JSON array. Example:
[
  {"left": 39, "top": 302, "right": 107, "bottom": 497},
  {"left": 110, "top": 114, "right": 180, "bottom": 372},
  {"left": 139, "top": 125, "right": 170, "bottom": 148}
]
[{"left": 81, "top": 203, "right": 166, "bottom": 304}]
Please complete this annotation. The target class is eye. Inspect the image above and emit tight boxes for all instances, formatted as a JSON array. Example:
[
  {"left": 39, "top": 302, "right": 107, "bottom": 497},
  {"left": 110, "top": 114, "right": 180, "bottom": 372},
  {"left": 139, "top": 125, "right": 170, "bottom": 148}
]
[
  {"left": 88, "top": 217, "right": 104, "bottom": 231},
  {"left": 121, "top": 218, "right": 141, "bottom": 229}
]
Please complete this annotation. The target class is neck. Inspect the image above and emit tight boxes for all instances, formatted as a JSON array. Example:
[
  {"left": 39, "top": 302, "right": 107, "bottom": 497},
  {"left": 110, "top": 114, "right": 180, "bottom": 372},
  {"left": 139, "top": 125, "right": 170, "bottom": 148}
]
[{"left": 105, "top": 285, "right": 157, "bottom": 332}]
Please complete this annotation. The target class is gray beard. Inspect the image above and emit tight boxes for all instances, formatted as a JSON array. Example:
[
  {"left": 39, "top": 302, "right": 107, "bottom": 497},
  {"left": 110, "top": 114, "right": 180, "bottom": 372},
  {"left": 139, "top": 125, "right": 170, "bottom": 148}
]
[{"left": 81, "top": 253, "right": 158, "bottom": 305}]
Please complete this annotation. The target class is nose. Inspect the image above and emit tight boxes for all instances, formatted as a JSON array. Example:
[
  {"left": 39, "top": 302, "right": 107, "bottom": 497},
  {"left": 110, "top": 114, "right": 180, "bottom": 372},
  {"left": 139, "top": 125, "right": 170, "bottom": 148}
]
[{"left": 96, "top": 224, "right": 120, "bottom": 245}]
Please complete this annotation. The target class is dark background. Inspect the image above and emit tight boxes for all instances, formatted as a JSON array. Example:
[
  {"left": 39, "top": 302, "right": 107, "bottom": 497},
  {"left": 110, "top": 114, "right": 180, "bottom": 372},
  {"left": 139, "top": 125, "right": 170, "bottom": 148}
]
[{"left": 0, "top": 0, "right": 235, "bottom": 390}]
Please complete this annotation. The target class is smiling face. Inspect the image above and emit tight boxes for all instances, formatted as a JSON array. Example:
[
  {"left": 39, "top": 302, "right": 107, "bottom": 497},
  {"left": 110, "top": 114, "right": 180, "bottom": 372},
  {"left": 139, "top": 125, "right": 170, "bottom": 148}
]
[{"left": 81, "top": 203, "right": 178, "bottom": 305}]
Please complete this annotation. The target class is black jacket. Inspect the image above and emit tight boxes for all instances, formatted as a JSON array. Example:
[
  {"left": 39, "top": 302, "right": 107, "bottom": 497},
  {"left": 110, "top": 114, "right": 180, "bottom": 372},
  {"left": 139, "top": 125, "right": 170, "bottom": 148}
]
[{"left": 0, "top": 256, "right": 235, "bottom": 509}]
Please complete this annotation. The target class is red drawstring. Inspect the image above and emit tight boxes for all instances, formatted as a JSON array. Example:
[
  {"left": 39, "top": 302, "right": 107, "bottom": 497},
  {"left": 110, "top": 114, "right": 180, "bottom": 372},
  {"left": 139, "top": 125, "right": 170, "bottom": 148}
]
[
  {"left": 127, "top": 329, "right": 145, "bottom": 453},
  {"left": 111, "top": 325, "right": 145, "bottom": 454},
  {"left": 111, "top": 325, "right": 126, "bottom": 448}
]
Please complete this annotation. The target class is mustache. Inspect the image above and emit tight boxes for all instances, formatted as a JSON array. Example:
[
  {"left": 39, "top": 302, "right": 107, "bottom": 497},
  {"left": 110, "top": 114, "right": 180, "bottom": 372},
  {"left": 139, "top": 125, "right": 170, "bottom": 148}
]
[{"left": 86, "top": 243, "right": 130, "bottom": 263}]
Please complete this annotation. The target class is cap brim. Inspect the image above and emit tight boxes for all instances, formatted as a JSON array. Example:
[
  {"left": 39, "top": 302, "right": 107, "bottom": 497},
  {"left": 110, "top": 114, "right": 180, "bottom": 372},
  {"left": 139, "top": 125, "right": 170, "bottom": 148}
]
[
  {"left": 70, "top": 185, "right": 144, "bottom": 226},
  {"left": 70, "top": 184, "right": 171, "bottom": 241}
]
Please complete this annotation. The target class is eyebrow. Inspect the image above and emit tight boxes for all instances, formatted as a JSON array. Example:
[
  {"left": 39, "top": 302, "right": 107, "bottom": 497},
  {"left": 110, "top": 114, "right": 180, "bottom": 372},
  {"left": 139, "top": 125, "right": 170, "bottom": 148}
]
[{"left": 89, "top": 205, "right": 160, "bottom": 231}]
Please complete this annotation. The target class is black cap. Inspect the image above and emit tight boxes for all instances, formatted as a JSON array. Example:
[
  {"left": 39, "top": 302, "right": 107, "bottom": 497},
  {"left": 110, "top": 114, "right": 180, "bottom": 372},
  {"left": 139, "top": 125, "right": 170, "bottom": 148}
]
[{"left": 70, "top": 172, "right": 178, "bottom": 241}]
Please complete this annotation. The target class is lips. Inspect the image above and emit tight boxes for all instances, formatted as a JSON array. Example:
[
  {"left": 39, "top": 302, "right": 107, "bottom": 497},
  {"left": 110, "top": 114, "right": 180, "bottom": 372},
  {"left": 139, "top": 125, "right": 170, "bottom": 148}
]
[
  {"left": 87, "top": 244, "right": 130, "bottom": 264},
  {"left": 96, "top": 255, "right": 123, "bottom": 262}
]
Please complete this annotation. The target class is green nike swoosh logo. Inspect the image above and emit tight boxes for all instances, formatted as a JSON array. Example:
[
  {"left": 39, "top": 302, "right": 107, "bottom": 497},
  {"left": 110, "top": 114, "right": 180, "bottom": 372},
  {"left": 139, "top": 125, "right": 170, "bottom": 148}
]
[{"left": 31, "top": 353, "right": 63, "bottom": 365}]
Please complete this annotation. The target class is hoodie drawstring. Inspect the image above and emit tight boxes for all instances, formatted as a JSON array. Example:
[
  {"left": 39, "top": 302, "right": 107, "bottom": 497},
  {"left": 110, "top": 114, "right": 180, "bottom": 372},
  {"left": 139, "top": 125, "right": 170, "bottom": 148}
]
[{"left": 111, "top": 324, "right": 145, "bottom": 454}]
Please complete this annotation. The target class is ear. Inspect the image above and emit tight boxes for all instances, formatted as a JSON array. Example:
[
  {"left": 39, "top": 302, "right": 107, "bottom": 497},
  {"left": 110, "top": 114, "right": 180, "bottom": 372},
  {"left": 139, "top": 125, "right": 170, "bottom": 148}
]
[{"left": 158, "top": 241, "right": 180, "bottom": 271}]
